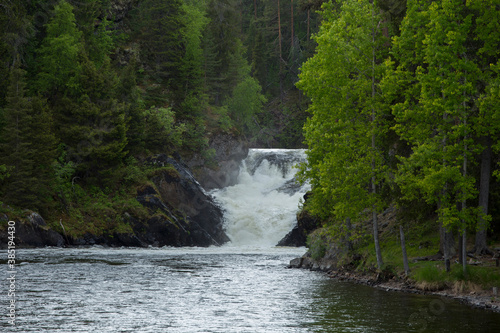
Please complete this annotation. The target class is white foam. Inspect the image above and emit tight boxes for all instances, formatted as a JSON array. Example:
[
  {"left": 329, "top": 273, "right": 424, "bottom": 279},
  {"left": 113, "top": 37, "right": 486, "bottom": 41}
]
[{"left": 212, "top": 149, "right": 309, "bottom": 247}]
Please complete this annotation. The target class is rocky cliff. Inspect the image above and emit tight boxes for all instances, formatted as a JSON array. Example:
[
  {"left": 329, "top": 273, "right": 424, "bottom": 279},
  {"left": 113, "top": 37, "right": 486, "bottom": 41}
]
[
  {"left": 0, "top": 154, "right": 230, "bottom": 249},
  {"left": 187, "top": 133, "right": 249, "bottom": 190}
]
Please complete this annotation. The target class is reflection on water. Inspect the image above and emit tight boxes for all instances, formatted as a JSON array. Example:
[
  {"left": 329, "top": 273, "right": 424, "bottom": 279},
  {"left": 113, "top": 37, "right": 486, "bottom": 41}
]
[{"left": 5, "top": 247, "right": 500, "bottom": 332}]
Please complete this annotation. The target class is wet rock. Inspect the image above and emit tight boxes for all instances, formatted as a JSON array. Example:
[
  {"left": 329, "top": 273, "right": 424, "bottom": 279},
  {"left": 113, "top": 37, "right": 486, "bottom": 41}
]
[
  {"left": 187, "top": 133, "right": 249, "bottom": 190},
  {"left": 0, "top": 212, "right": 65, "bottom": 249},
  {"left": 146, "top": 154, "right": 230, "bottom": 246},
  {"left": 277, "top": 194, "right": 319, "bottom": 247}
]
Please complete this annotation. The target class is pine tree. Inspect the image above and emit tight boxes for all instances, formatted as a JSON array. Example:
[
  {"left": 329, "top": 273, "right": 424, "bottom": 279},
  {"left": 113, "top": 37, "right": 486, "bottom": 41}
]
[
  {"left": 55, "top": 52, "right": 128, "bottom": 183},
  {"left": 204, "top": 0, "right": 244, "bottom": 106},
  {"left": 139, "top": 0, "right": 186, "bottom": 106},
  {"left": 0, "top": 61, "right": 37, "bottom": 207},
  {"left": 36, "top": 0, "right": 82, "bottom": 97}
]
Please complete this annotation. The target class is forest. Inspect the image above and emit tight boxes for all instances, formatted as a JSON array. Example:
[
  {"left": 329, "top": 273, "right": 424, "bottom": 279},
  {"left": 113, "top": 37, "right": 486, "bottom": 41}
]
[
  {"left": 1, "top": 0, "right": 500, "bottom": 279},
  {"left": 0, "top": 0, "right": 323, "bottom": 235},
  {"left": 297, "top": 0, "right": 500, "bottom": 280}
]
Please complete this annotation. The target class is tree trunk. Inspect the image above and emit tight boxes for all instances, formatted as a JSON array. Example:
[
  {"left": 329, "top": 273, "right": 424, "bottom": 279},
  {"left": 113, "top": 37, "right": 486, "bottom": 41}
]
[
  {"left": 278, "top": 0, "right": 282, "bottom": 60},
  {"left": 400, "top": 226, "right": 410, "bottom": 276},
  {"left": 307, "top": 8, "right": 310, "bottom": 42},
  {"left": 440, "top": 222, "right": 454, "bottom": 272},
  {"left": 461, "top": 106, "right": 467, "bottom": 276},
  {"left": 254, "top": 0, "right": 257, "bottom": 20},
  {"left": 278, "top": 0, "right": 283, "bottom": 101},
  {"left": 291, "top": 0, "right": 294, "bottom": 50},
  {"left": 475, "top": 138, "right": 492, "bottom": 255},
  {"left": 345, "top": 217, "right": 353, "bottom": 251},
  {"left": 371, "top": 2, "right": 383, "bottom": 270},
  {"left": 462, "top": 230, "right": 467, "bottom": 277}
]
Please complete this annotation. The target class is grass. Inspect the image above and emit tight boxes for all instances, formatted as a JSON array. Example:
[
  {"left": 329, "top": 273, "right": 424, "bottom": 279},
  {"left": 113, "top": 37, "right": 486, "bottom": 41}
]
[{"left": 312, "top": 209, "right": 500, "bottom": 294}]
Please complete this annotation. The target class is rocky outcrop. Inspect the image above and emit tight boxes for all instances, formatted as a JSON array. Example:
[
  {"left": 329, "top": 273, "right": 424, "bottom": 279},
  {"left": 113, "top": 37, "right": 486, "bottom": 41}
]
[
  {"left": 277, "top": 206, "right": 319, "bottom": 247},
  {"left": 277, "top": 192, "right": 319, "bottom": 246},
  {"left": 0, "top": 155, "right": 229, "bottom": 248},
  {"left": 0, "top": 212, "right": 65, "bottom": 249},
  {"left": 187, "top": 133, "right": 249, "bottom": 190},
  {"left": 288, "top": 236, "right": 350, "bottom": 272},
  {"left": 108, "top": 0, "right": 137, "bottom": 22},
  {"left": 145, "top": 154, "right": 229, "bottom": 246}
]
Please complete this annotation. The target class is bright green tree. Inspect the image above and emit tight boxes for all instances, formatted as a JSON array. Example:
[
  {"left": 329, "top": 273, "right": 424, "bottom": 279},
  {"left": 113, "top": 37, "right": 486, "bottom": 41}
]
[
  {"left": 297, "top": 0, "right": 390, "bottom": 268},
  {"left": 36, "top": 0, "right": 82, "bottom": 96},
  {"left": 385, "top": 0, "right": 482, "bottom": 271},
  {"left": 468, "top": 0, "right": 500, "bottom": 255}
]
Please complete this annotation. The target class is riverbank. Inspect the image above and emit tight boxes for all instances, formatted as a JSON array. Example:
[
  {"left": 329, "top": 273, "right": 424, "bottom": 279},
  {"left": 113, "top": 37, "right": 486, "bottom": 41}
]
[
  {"left": 289, "top": 204, "right": 500, "bottom": 314},
  {"left": 290, "top": 245, "right": 500, "bottom": 314},
  {"left": 324, "top": 265, "right": 500, "bottom": 313}
]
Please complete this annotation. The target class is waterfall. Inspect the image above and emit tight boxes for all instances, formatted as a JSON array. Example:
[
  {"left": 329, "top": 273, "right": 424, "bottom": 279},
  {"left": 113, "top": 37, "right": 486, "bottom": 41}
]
[{"left": 211, "top": 149, "right": 309, "bottom": 248}]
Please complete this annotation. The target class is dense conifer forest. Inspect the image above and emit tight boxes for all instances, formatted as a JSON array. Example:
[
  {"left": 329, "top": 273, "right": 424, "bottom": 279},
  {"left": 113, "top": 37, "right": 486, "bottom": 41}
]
[
  {"left": 0, "top": 0, "right": 322, "bottom": 232},
  {"left": 1, "top": 0, "right": 500, "bottom": 280}
]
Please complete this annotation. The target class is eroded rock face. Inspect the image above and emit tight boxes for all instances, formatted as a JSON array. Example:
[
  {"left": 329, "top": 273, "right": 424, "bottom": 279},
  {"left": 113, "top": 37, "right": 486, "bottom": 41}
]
[
  {"left": 277, "top": 208, "right": 319, "bottom": 247},
  {"left": 108, "top": 0, "right": 137, "bottom": 22},
  {"left": 147, "top": 154, "right": 230, "bottom": 246},
  {"left": 187, "top": 133, "right": 249, "bottom": 190},
  {"left": 277, "top": 192, "right": 319, "bottom": 247}
]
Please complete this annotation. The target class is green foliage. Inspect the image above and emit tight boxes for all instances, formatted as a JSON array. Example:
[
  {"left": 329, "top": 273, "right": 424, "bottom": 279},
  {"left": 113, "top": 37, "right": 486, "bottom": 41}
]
[
  {"left": 0, "top": 61, "right": 51, "bottom": 209},
  {"left": 138, "top": 0, "right": 185, "bottom": 103},
  {"left": 36, "top": 0, "right": 82, "bottom": 95},
  {"left": 297, "top": 0, "right": 391, "bottom": 223},
  {"left": 384, "top": 0, "right": 488, "bottom": 233},
  {"left": 227, "top": 75, "right": 266, "bottom": 136},
  {"left": 307, "top": 232, "right": 327, "bottom": 261},
  {"left": 143, "top": 106, "right": 186, "bottom": 152}
]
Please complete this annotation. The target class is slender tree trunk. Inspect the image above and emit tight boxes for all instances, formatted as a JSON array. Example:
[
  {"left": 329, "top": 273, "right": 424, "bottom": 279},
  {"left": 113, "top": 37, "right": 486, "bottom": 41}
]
[
  {"left": 278, "top": 0, "right": 282, "bottom": 60},
  {"left": 371, "top": 3, "right": 383, "bottom": 270},
  {"left": 346, "top": 217, "right": 353, "bottom": 251},
  {"left": 278, "top": 0, "right": 283, "bottom": 102},
  {"left": 400, "top": 226, "right": 410, "bottom": 276},
  {"left": 254, "top": 0, "right": 257, "bottom": 20},
  {"left": 440, "top": 81, "right": 452, "bottom": 272},
  {"left": 458, "top": 233, "right": 463, "bottom": 264},
  {"left": 461, "top": 95, "right": 468, "bottom": 276},
  {"left": 307, "top": 8, "right": 310, "bottom": 42},
  {"left": 440, "top": 221, "right": 453, "bottom": 272},
  {"left": 291, "top": 0, "right": 294, "bottom": 50},
  {"left": 475, "top": 138, "right": 492, "bottom": 255},
  {"left": 462, "top": 231, "right": 467, "bottom": 276}
]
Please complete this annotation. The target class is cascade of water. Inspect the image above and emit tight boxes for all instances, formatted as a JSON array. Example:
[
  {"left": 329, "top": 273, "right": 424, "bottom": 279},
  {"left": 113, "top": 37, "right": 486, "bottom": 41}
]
[{"left": 211, "top": 149, "right": 309, "bottom": 248}]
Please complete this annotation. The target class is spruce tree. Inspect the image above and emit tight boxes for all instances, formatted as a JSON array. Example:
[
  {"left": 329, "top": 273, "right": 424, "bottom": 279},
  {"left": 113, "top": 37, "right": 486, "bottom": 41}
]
[
  {"left": 139, "top": 0, "right": 186, "bottom": 107},
  {"left": 0, "top": 61, "right": 37, "bottom": 207},
  {"left": 36, "top": 0, "right": 82, "bottom": 97}
]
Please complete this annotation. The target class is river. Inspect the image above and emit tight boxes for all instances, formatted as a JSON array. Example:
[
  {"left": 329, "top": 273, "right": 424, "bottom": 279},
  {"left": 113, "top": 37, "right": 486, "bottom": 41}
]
[
  {"left": 5, "top": 149, "right": 500, "bottom": 332},
  {"left": 7, "top": 246, "right": 500, "bottom": 332}
]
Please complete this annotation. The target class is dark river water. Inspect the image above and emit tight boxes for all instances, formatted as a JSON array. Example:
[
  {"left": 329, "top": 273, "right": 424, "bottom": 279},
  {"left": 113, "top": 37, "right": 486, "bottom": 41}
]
[{"left": 4, "top": 246, "right": 500, "bottom": 332}]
